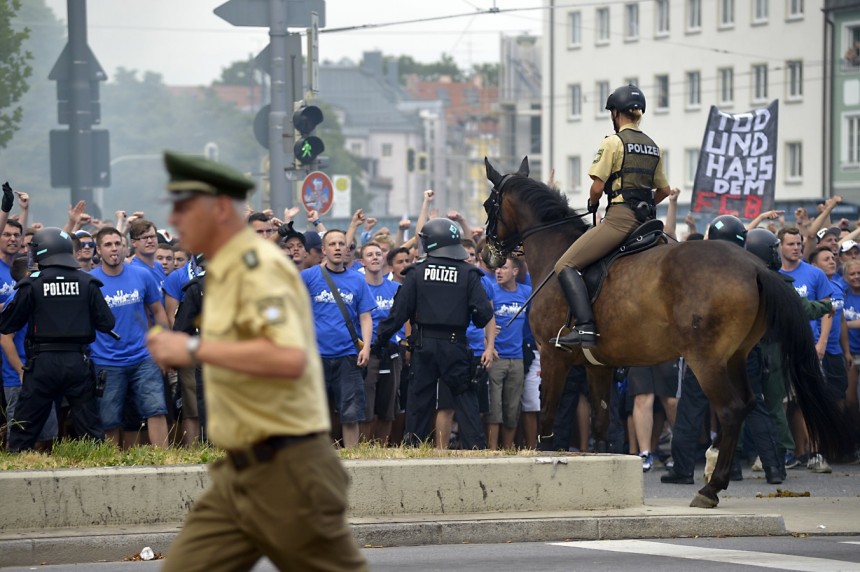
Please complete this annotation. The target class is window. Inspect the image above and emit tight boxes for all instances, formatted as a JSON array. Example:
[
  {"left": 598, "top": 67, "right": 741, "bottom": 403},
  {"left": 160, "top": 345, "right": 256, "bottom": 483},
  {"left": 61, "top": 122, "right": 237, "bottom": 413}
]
[
  {"left": 568, "top": 156, "right": 582, "bottom": 193},
  {"left": 685, "top": 149, "right": 699, "bottom": 186},
  {"left": 350, "top": 142, "right": 362, "bottom": 155},
  {"left": 787, "top": 60, "right": 803, "bottom": 100},
  {"left": 569, "top": 84, "right": 582, "bottom": 118},
  {"left": 687, "top": 0, "right": 701, "bottom": 32},
  {"left": 718, "top": 67, "right": 734, "bottom": 104},
  {"left": 787, "top": 0, "right": 803, "bottom": 19},
  {"left": 655, "top": 0, "right": 670, "bottom": 36},
  {"left": 843, "top": 24, "right": 860, "bottom": 71},
  {"left": 753, "top": 64, "right": 768, "bottom": 101},
  {"left": 655, "top": 75, "right": 669, "bottom": 111},
  {"left": 596, "top": 7, "right": 610, "bottom": 44},
  {"left": 686, "top": 71, "right": 701, "bottom": 108},
  {"left": 381, "top": 143, "right": 393, "bottom": 158},
  {"left": 569, "top": 11, "right": 582, "bottom": 47},
  {"left": 786, "top": 142, "right": 803, "bottom": 181},
  {"left": 719, "top": 0, "right": 734, "bottom": 28},
  {"left": 624, "top": 77, "right": 640, "bottom": 90},
  {"left": 754, "top": 0, "right": 769, "bottom": 24},
  {"left": 596, "top": 81, "right": 610, "bottom": 115},
  {"left": 625, "top": 3, "right": 639, "bottom": 40},
  {"left": 530, "top": 104, "right": 541, "bottom": 154},
  {"left": 846, "top": 114, "right": 860, "bottom": 166},
  {"left": 661, "top": 150, "right": 669, "bottom": 180}
]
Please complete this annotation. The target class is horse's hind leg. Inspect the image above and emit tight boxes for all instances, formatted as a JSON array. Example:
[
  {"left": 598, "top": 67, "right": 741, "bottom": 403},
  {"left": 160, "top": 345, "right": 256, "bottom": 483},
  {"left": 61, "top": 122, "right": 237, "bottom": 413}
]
[
  {"left": 688, "top": 356, "right": 755, "bottom": 508},
  {"left": 585, "top": 365, "right": 615, "bottom": 453}
]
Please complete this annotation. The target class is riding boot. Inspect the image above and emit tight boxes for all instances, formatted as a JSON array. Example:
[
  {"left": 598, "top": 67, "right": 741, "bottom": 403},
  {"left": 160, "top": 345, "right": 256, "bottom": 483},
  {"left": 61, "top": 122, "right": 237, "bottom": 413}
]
[{"left": 551, "top": 268, "right": 597, "bottom": 348}]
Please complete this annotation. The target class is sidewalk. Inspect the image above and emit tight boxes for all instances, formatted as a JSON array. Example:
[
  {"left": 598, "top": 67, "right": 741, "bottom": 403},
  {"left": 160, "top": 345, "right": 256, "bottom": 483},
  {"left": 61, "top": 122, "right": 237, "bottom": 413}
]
[{"left": 4, "top": 497, "right": 857, "bottom": 567}]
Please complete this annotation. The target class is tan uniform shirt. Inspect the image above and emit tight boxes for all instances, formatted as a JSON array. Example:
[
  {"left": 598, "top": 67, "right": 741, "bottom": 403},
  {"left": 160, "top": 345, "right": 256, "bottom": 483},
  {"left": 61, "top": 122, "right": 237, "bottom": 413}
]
[
  {"left": 589, "top": 124, "right": 669, "bottom": 203},
  {"left": 202, "top": 227, "right": 329, "bottom": 449}
]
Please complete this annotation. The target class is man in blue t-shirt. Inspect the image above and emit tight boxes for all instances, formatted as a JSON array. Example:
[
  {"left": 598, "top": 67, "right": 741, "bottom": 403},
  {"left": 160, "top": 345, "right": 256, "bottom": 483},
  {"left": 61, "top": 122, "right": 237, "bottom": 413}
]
[
  {"left": 358, "top": 241, "right": 401, "bottom": 444},
  {"left": 486, "top": 256, "right": 531, "bottom": 450},
  {"left": 92, "top": 227, "right": 170, "bottom": 448},
  {"left": 811, "top": 248, "right": 850, "bottom": 411},
  {"left": 0, "top": 220, "right": 23, "bottom": 308},
  {"left": 128, "top": 219, "right": 167, "bottom": 299},
  {"left": 779, "top": 228, "right": 833, "bottom": 349},
  {"left": 301, "top": 229, "right": 374, "bottom": 447}
]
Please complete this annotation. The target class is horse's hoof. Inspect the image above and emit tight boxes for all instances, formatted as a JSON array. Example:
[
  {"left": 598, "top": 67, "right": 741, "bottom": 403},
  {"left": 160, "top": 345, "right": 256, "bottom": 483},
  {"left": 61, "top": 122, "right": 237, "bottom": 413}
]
[{"left": 689, "top": 493, "right": 719, "bottom": 509}]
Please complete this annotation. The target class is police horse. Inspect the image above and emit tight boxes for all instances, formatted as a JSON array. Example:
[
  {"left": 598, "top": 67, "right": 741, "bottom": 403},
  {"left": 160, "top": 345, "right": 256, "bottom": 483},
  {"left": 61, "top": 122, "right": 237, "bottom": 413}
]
[{"left": 482, "top": 157, "right": 847, "bottom": 508}]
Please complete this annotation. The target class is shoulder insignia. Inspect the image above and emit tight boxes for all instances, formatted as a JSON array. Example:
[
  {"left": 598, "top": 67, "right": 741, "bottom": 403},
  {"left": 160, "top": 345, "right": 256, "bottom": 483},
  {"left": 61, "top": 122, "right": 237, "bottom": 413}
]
[
  {"left": 256, "top": 296, "right": 286, "bottom": 325},
  {"left": 243, "top": 250, "right": 259, "bottom": 269},
  {"left": 592, "top": 148, "right": 604, "bottom": 164}
]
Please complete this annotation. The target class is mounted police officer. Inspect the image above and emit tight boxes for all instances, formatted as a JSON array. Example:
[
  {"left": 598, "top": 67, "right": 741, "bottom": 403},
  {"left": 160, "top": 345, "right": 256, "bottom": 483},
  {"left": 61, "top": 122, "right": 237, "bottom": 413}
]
[
  {"left": 375, "top": 217, "right": 493, "bottom": 449},
  {"left": 0, "top": 228, "right": 115, "bottom": 452},
  {"left": 552, "top": 85, "right": 673, "bottom": 349}
]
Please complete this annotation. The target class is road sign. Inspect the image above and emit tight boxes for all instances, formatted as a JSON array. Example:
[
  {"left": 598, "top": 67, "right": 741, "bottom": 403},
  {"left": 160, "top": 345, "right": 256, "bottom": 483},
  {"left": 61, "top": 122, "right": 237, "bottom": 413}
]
[
  {"left": 331, "top": 175, "right": 351, "bottom": 218},
  {"left": 307, "top": 11, "right": 320, "bottom": 94},
  {"left": 301, "top": 171, "right": 334, "bottom": 214},
  {"left": 214, "top": 0, "right": 327, "bottom": 28}
]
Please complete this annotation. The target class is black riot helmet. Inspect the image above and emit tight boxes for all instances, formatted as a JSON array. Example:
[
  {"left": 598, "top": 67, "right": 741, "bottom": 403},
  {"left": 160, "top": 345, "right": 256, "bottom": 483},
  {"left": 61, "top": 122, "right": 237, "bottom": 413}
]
[
  {"left": 30, "top": 227, "right": 80, "bottom": 268},
  {"left": 707, "top": 215, "right": 747, "bottom": 247},
  {"left": 605, "top": 84, "right": 646, "bottom": 114},
  {"left": 746, "top": 228, "right": 782, "bottom": 271},
  {"left": 419, "top": 217, "right": 468, "bottom": 260}
]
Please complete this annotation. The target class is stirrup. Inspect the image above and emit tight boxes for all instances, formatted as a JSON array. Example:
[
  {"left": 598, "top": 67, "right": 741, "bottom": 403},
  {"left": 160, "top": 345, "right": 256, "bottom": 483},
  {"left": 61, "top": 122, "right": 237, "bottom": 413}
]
[
  {"left": 552, "top": 324, "right": 598, "bottom": 349},
  {"left": 551, "top": 325, "right": 574, "bottom": 352}
]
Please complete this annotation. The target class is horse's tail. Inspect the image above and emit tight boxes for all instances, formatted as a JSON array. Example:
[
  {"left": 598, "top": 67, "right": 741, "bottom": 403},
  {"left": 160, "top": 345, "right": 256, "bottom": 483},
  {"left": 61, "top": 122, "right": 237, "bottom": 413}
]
[{"left": 758, "top": 267, "right": 850, "bottom": 459}]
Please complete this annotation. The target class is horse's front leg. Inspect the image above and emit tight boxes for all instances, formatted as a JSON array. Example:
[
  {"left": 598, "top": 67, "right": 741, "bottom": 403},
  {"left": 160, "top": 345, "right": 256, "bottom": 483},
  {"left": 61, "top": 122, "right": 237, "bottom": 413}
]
[{"left": 585, "top": 365, "right": 615, "bottom": 453}]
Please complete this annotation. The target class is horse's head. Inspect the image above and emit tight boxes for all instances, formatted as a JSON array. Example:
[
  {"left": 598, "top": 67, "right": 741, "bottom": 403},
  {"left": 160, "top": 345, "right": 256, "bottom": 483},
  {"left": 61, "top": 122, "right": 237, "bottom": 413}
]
[{"left": 483, "top": 156, "right": 530, "bottom": 267}]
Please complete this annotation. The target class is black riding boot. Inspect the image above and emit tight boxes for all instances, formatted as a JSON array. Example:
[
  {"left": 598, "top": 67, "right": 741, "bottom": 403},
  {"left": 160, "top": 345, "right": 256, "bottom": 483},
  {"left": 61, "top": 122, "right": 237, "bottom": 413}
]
[{"left": 551, "top": 268, "right": 597, "bottom": 348}]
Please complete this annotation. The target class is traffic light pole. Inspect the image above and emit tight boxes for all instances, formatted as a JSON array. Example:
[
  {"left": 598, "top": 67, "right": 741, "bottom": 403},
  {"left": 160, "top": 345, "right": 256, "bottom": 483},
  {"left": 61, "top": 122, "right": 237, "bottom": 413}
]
[
  {"left": 268, "top": 0, "right": 291, "bottom": 212},
  {"left": 68, "top": 0, "right": 95, "bottom": 209}
]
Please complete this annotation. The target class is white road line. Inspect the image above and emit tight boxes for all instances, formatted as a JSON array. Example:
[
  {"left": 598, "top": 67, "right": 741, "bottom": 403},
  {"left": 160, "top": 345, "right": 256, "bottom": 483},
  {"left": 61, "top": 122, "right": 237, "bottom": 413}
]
[
  {"left": 842, "top": 541, "right": 860, "bottom": 546},
  {"left": 550, "top": 540, "right": 860, "bottom": 571}
]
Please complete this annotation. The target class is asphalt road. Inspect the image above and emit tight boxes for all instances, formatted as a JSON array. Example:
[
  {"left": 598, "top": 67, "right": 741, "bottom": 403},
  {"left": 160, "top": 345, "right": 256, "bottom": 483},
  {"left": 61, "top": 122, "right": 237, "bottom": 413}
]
[{"left": 4, "top": 536, "right": 860, "bottom": 571}]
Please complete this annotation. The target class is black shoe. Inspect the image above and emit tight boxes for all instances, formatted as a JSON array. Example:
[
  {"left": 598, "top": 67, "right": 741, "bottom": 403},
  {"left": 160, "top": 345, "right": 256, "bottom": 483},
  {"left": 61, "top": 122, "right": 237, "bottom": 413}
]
[
  {"left": 552, "top": 326, "right": 598, "bottom": 348},
  {"left": 764, "top": 466, "right": 783, "bottom": 485},
  {"left": 730, "top": 466, "right": 743, "bottom": 481},
  {"left": 661, "top": 471, "right": 694, "bottom": 484},
  {"left": 551, "top": 268, "right": 598, "bottom": 349}
]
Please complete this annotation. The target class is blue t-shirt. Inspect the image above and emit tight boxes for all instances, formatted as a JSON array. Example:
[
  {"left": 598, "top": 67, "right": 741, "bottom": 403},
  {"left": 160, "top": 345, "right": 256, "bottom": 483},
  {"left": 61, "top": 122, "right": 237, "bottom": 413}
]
[
  {"left": 467, "top": 275, "right": 495, "bottom": 356},
  {"left": 832, "top": 272, "right": 848, "bottom": 297},
  {"left": 89, "top": 264, "right": 162, "bottom": 366},
  {"left": 781, "top": 261, "right": 833, "bottom": 340},
  {"left": 0, "top": 259, "right": 15, "bottom": 302},
  {"left": 162, "top": 261, "right": 197, "bottom": 302},
  {"left": 826, "top": 276, "right": 845, "bottom": 355},
  {"left": 1, "top": 291, "right": 26, "bottom": 388},
  {"left": 368, "top": 278, "right": 402, "bottom": 344},
  {"left": 491, "top": 281, "right": 532, "bottom": 359},
  {"left": 130, "top": 257, "right": 166, "bottom": 300},
  {"left": 301, "top": 265, "right": 376, "bottom": 358},
  {"left": 844, "top": 290, "right": 860, "bottom": 354}
]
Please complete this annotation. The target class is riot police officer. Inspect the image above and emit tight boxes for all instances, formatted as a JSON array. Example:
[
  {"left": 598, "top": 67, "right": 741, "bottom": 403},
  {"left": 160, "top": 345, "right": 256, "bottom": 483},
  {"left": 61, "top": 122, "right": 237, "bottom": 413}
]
[
  {"left": 552, "top": 84, "right": 672, "bottom": 348},
  {"left": 0, "top": 228, "right": 115, "bottom": 452},
  {"left": 707, "top": 214, "right": 748, "bottom": 246},
  {"left": 375, "top": 217, "right": 493, "bottom": 449}
]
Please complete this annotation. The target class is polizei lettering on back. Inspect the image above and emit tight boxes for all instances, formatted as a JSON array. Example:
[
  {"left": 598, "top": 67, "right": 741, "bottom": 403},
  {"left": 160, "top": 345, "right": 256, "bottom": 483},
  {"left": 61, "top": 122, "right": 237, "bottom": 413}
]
[
  {"left": 626, "top": 142, "right": 660, "bottom": 157},
  {"left": 424, "top": 264, "right": 459, "bottom": 283},
  {"left": 43, "top": 281, "right": 80, "bottom": 297}
]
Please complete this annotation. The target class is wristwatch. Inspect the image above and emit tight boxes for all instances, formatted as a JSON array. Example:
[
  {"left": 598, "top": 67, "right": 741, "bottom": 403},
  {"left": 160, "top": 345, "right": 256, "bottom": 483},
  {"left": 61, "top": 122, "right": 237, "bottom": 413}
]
[{"left": 186, "top": 336, "right": 201, "bottom": 361}]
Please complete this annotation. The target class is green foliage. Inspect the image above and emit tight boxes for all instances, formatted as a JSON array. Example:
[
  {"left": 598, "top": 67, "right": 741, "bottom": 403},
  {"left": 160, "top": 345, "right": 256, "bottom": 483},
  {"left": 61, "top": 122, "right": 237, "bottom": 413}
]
[
  {"left": 213, "top": 59, "right": 259, "bottom": 86},
  {"left": 471, "top": 63, "right": 499, "bottom": 86},
  {"left": 392, "top": 53, "right": 463, "bottom": 83},
  {"left": 0, "top": 0, "right": 33, "bottom": 149}
]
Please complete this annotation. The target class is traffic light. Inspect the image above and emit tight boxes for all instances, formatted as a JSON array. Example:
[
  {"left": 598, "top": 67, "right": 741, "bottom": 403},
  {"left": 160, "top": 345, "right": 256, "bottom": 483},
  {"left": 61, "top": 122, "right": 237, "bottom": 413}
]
[
  {"left": 293, "top": 105, "right": 325, "bottom": 165},
  {"left": 417, "top": 152, "right": 428, "bottom": 174},
  {"left": 406, "top": 148, "right": 416, "bottom": 172}
]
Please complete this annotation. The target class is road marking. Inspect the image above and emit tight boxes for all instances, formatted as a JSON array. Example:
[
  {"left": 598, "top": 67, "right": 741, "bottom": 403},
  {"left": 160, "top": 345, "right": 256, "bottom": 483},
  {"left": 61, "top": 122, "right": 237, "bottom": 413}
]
[
  {"left": 842, "top": 541, "right": 860, "bottom": 545},
  {"left": 550, "top": 540, "right": 860, "bottom": 571}
]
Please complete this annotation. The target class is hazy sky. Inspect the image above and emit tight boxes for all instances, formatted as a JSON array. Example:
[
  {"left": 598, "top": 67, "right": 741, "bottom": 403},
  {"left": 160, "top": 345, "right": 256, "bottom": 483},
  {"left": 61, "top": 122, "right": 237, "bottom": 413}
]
[{"left": 44, "top": 0, "right": 544, "bottom": 85}]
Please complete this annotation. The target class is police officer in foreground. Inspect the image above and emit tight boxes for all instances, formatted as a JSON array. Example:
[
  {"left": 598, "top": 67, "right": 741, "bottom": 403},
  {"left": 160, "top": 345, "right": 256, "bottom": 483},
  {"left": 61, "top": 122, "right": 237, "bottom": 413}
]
[
  {"left": 147, "top": 151, "right": 366, "bottom": 571},
  {"left": 552, "top": 84, "right": 673, "bottom": 349},
  {"left": 0, "top": 228, "right": 115, "bottom": 452},
  {"left": 375, "top": 217, "right": 493, "bottom": 449}
]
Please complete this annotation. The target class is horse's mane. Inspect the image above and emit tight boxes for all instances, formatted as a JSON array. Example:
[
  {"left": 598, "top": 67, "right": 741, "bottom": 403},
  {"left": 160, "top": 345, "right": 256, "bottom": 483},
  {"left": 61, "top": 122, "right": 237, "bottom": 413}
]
[{"left": 504, "top": 175, "right": 590, "bottom": 235}]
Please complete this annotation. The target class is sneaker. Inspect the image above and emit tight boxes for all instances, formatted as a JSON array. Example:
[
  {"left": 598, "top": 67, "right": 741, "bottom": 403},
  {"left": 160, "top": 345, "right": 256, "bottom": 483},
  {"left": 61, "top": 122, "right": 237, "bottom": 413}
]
[
  {"left": 640, "top": 451, "right": 654, "bottom": 472},
  {"left": 807, "top": 453, "right": 832, "bottom": 473},
  {"left": 785, "top": 452, "right": 801, "bottom": 469},
  {"left": 751, "top": 456, "right": 763, "bottom": 472}
]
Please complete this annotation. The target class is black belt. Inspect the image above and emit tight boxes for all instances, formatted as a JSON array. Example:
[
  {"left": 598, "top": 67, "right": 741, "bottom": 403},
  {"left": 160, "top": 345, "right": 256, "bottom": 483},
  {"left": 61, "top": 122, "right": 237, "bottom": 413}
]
[
  {"left": 32, "top": 343, "right": 88, "bottom": 353},
  {"left": 226, "top": 433, "right": 321, "bottom": 471},
  {"left": 420, "top": 326, "right": 467, "bottom": 341}
]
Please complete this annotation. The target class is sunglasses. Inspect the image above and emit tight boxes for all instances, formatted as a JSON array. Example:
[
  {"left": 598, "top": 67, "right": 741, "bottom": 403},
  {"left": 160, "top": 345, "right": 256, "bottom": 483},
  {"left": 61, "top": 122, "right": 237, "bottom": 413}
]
[{"left": 80, "top": 242, "right": 95, "bottom": 249}]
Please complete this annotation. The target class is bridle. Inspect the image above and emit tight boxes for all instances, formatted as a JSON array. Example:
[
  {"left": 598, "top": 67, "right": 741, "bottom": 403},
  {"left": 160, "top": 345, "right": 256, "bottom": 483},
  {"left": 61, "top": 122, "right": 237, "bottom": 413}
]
[{"left": 483, "top": 175, "right": 588, "bottom": 259}]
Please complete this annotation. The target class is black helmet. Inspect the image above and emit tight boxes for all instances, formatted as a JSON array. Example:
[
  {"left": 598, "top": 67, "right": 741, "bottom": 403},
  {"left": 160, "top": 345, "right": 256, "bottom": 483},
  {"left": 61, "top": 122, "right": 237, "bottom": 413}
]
[
  {"left": 419, "top": 217, "right": 467, "bottom": 260},
  {"left": 31, "top": 227, "right": 79, "bottom": 268},
  {"left": 605, "top": 84, "right": 646, "bottom": 114},
  {"left": 707, "top": 215, "right": 747, "bottom": 247},
  {"left": 746, "top": 228, "right": 782, "bottom": 271}
]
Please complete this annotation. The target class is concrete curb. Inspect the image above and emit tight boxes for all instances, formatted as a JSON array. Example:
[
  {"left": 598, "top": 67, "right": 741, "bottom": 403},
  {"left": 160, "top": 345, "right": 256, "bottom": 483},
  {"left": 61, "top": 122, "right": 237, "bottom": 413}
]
[{"left": 0, "top": 513, "right": 787, "bottom": 567}]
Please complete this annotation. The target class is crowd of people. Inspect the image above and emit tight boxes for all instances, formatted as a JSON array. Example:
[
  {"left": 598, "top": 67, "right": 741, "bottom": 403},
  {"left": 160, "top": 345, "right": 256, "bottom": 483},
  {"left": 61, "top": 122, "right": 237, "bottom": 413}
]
[{"left": 1, "top": 179, "right": 858, "bottom": 486}]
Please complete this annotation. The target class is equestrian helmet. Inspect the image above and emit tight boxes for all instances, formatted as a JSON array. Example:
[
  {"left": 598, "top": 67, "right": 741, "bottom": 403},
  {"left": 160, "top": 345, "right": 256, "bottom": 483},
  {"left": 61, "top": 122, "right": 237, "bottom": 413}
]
[
  {"left": 419, "top": 217, "right": 468, "bottom": 260},
  {"left": 746, "top": 228, "right": 782, "bottom": 271},
  {"left": 605, "top": 84, "right": 646, "bottom": 114},
  {"left": 707, "top": 215, "right": 747, "bottom": 247}
]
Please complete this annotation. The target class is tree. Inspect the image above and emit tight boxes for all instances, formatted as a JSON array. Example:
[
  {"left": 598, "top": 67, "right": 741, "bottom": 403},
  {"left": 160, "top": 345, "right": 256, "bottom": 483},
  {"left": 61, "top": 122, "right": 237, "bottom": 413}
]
[
  {"left": 470, "top": 63, "right": 499, "bottom": 86},
  {"left": 213, "top": 59, "right": 259, "bottom": 86},
  {"left": 0, "top": 0, "right": 33, "bottom": 149},
  {"left": 392, "top": 54, "right": 463, "bottom": 83}
]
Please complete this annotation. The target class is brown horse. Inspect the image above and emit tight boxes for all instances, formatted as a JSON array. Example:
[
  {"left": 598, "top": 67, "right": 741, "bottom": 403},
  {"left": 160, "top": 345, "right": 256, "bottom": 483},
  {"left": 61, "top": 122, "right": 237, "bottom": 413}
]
[{"left": 483, "top": 157, "right": 848, "bottom": 508}]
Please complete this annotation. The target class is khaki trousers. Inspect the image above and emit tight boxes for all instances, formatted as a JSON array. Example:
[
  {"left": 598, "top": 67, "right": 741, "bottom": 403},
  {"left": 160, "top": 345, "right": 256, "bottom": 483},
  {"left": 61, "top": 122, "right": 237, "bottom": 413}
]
[
  {"left": 554, "top": 204, "right": 640, "bottom": 274},
  {"left": 163, "top": 434, "right": 367, "bottom": 572}
]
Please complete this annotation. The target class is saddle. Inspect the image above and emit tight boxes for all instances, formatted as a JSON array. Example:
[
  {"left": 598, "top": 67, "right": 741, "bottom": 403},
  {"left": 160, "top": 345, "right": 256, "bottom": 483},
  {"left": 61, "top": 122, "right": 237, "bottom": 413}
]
[{"left": 582, "top": 219, "right": 666, "bottom": 304}]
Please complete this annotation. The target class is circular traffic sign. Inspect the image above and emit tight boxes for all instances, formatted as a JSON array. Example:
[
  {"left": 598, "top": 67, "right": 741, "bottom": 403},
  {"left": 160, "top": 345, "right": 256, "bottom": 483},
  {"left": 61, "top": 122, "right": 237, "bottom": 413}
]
[{"left": 301, "top": 171, "right": 334, "bottom": 215}]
